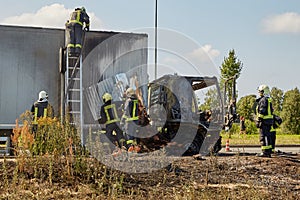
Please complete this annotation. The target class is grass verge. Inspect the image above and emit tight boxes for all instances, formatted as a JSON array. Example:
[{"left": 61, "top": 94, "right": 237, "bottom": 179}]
[{"left": 221, "top": 133, "right": 300, "bottom": 146}]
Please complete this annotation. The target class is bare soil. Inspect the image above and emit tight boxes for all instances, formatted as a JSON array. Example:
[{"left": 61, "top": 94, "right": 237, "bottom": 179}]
[{"left": 0, "top": 153, "right": 299, "bottom": 200}]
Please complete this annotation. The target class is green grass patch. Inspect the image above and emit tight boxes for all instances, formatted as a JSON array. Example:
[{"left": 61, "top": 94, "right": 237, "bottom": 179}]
[{"left": 221, "top": 132, "right": 300, "bottom": 146}]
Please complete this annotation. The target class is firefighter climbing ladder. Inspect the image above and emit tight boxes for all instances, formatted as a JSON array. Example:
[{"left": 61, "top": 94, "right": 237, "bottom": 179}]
[{"left": 65, "top": 53, "right": 83, "bottom": 142}]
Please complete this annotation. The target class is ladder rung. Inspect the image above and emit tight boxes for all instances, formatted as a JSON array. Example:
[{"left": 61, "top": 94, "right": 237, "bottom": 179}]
[
  {"left": 69, "top": 89, "right": 80, "bottom": 92},
  {"left": 68, "top": 100, "right": 80, "bottom": 103},
  {"left": 69, "top": 111, "right": 80, "bottom": 114},
  {"left": 68, "top": 78, "right": 80, "bottom": 81},
  {"left": 68, "top": 67, "right": 79, "bottom": 70}
]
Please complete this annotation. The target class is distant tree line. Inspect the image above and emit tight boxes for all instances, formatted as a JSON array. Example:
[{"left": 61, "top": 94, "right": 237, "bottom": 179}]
[
  {"left": 237, "top": 87, "right": 300, "bottom": 134},
  {"left": 200, "top": 49, "right": 300, "bottom": 134}
]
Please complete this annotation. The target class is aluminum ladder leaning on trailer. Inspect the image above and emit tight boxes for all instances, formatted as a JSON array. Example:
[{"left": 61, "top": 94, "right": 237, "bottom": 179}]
[
  {"left": 59, "top": 48, "right": 84, "bottom": 146},
  {"left": 65, "top": 53, "right": 83, "bottom": 129}
]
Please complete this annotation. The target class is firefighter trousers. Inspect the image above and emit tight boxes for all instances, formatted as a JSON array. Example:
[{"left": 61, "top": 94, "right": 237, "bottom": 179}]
[
  {"left": 66, "top": 23, "right": 84, "bottom": 56},
  {"left": 105, "top": 123, "right": 126, "bottom": 148},
  {"left": 259, "top": 124, "right": 272, "bottom": 155},
  {"left": 270, "top": 130, "right": 276, "bottom": 152}
]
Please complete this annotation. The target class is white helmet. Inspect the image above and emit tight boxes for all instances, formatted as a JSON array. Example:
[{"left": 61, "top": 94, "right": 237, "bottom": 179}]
[
  {"left": 39, "top": 90, "right": 48, "bottom": 100},
  {"left": 257, "top": 84, "right": 270, "bottom": 96},
  {"left": 126, "top": 87, "right": 135, "bottom": 97}
]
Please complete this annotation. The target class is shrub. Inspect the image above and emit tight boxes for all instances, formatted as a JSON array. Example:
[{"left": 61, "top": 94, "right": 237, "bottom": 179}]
[{"left": 245, "top": 119, "right": 258, "bottom": 135}]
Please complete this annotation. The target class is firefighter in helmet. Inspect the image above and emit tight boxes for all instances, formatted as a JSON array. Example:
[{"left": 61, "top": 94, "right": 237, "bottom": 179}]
[
  {"left": 121, "top": 87, "right": 140, "bottom": 152},
  {"left": 65, "top": 7, "right": 90, "bottom": 57},
  {"left": 30, "top": 90, "right": 54, "bottom": 133},
  {"left": 255, "top": 84, "right": 273, "bottom": 157},
  {"left": 98, "top": 93, "right": 125, "bottom": 148}
]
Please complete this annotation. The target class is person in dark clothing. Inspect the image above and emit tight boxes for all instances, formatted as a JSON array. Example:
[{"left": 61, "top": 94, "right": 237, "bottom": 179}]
[
  {"left": 121, "top": 88, "right": 140, "bottom": 152},
  {"left": 240, "top": 116, "right": 246, "bottom": 134},
  {"left": 65, "top": 7, "right": 90, "bottom": 57},
  {"left": 255, "top": 85, "right": 274, "bottom": 157},
  {"left": 31, "top": 90, "right": 54, "bottom": 133},
  {"left": 98, "top": 93, "right": 125, "bottom": 148}
]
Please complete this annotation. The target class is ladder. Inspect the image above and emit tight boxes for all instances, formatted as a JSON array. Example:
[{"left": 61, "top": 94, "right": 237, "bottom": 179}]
[{"left": 65, "top": 52, "right": 83, "bottom": 142}]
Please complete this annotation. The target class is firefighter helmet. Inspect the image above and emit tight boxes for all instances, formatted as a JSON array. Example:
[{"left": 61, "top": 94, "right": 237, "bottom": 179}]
[
  {"left": 39, "top": 91, "right": 48, "bottom": 100},
  {"left": 126, "top": 88, "right": 135, "bottom": 97},
  {"left": 81, "top": 7, "right": 86, "bottom": 12},
  {"left": 102, "top": 93, "right": 112, "bottom": 103},
  {"left": 257, "top": 84, "right": 270, "bottom": 96}
]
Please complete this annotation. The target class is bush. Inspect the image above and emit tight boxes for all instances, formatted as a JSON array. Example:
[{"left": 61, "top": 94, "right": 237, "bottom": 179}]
[{"left": 245, "top": 119, "right": 258, "bottom": 135}]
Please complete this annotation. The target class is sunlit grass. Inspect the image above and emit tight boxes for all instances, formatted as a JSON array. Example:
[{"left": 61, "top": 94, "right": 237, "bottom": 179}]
[{"left": 221, "top": 132, "right": 300, "bottom": 146}]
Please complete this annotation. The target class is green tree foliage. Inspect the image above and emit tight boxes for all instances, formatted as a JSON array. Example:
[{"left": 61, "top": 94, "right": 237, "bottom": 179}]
[
  {"left": 198, "top": 88, "right": 220, "bottom": 111},
  {"left": 270, "top": 87, "right": 284, "bottom": 115},
  {"left": 281, "top": 88, "right": 300, "bottom": 134},
  {"left": 237, "top": 95, "right": 256, "bottom": 120},
  {"left": 220, "top": 49, "right": 243, "bottom": 101}
]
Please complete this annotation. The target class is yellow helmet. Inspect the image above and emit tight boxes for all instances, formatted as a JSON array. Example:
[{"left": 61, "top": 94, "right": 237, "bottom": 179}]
[
  {"left": 257, "top": 84, "right": 270, "bottom": 96},
  {"left": 102, "top": 93, "right": 112, "bottom": 103}
]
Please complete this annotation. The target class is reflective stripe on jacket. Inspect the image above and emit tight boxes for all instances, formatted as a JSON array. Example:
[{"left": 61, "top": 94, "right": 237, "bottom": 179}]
[
  {"left": 256, "top": 97, "right": 273, "bottom": 120},
  {"left": 104, "top": 104, "right": 120, "bottom": 124},
  {"left": 32, "top": 104, "right": 48, "bottom": 125},
  {"left": 124, "top": 99, "right": 139, "bottom": 121},
  {"left": 69, "top": 10, "right": 90, "bottom": 27}
]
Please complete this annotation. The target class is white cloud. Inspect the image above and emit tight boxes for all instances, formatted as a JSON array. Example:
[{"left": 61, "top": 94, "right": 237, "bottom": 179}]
[
  {"left": 187, "top": 44, "right": 220, "bottom": 63},
  {"left": 261, "top": 12, "right": 300, "bottom": 34},
  {"left": 0, "top": 3, "right": 103, "bottom": 30},
  {"left": 158, "top": 44, "right": 220, "bottom": 76}
]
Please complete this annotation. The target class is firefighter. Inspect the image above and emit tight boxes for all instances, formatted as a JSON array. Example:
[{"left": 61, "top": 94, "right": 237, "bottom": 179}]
[
  {"left": 121, "top": 88, "right": 140, "bottom": 152},
  {"left": 30, "top": 90, "right": 54, "bottom": 133},
  {"left": 65, "top": 7, "right": 90, "bottom": 57},
  {"left": 98, "top": 93, "right": 125, "bottom": 148},
  {"left": 255, "top": 84, "right": 273, "bottom": 157}
]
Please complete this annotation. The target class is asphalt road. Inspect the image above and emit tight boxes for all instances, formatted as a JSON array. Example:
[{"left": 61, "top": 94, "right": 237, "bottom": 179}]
[{"left": 219, "top": 146, "right": 300, "bottom": 154}]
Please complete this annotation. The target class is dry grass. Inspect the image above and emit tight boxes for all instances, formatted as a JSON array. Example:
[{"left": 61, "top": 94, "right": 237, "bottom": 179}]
[{"left": 0, "top": 112, "right": 298, "bottom": 199}]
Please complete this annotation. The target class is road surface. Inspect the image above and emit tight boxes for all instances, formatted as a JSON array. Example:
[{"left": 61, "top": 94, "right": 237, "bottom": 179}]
[{"left": 219, "top": 145, "right": 300, "bottom": 154}]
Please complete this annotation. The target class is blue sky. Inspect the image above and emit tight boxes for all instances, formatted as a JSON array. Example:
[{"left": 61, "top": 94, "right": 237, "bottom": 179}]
[{"left": 1, "top": 0, "right": 300, "bottom": 98}]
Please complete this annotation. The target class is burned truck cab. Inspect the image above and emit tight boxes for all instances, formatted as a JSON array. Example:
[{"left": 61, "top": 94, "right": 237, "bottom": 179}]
[{"left": 147, "top": 74, "right": 223, "bottom": 156}]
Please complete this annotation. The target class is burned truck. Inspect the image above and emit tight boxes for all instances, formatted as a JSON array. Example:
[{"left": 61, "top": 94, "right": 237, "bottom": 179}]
[{"left": 140, "top": 74, "right": 224, "bottom": 156}]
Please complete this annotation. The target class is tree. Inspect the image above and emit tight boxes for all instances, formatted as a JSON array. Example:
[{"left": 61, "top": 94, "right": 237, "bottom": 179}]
[
  {"left": 220, "top": 49, "right": 243, "bottom": 102},
  {"left": 270, "top": 87, "right": 284, "bottom": 115},
  {"left": 198, "top": 88, "right": 220, "bottom": 111},
  {"left": 237, "top": 95, "right": 256, "bottom": 120},
  {"left": 281, "top": 88, "right": 300, "bottom": 134}
]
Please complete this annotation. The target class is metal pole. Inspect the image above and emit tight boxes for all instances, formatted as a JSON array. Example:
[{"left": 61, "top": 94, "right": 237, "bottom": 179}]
[{"left": 155, "top": 0, "right": 158, "bottom": 79}]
